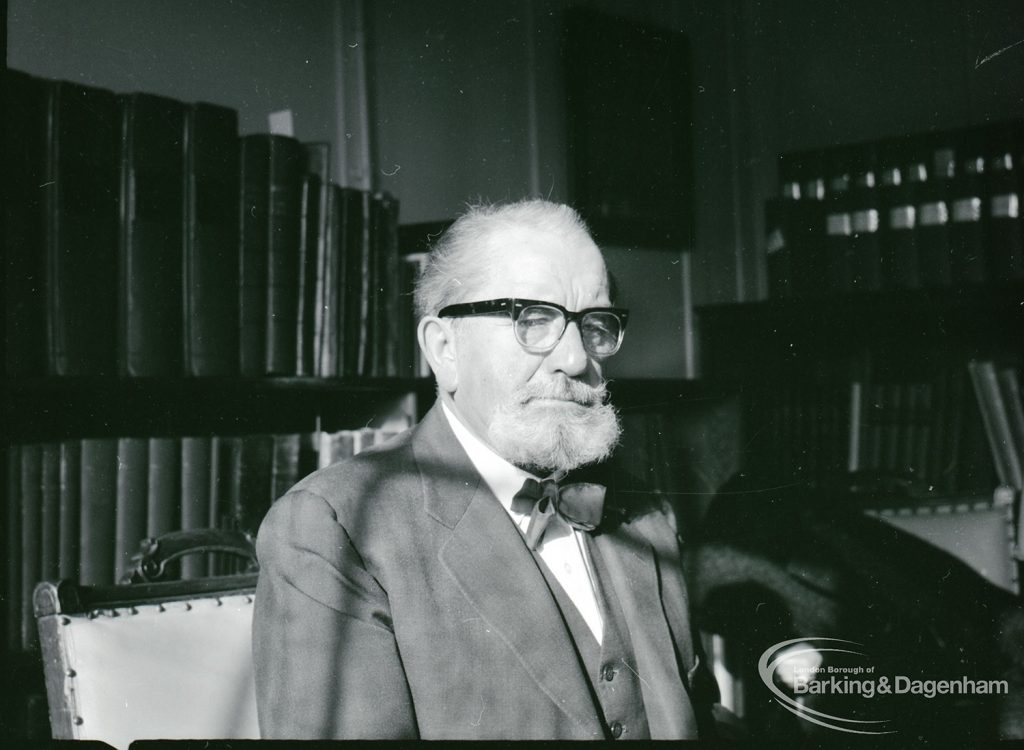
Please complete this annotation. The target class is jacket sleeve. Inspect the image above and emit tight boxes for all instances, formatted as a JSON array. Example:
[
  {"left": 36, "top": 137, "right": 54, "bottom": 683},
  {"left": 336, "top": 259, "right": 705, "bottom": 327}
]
[{"left": 252, "top": 488, "right": 418, "bottom": 739}]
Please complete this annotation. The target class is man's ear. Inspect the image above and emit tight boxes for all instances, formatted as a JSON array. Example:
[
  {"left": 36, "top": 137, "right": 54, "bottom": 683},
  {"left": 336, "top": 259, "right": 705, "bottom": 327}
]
[{"left": 417, "top": 316, "right": 458, "bottom": 392}]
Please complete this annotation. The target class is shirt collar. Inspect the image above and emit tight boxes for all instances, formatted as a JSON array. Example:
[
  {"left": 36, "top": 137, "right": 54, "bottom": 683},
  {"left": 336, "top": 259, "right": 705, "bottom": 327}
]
[{"left": 441, "top": 400, "right": 536, "bottom": 514}]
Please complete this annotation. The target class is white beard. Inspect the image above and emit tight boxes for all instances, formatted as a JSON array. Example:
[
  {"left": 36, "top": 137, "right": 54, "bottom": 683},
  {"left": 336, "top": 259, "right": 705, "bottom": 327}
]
[{"left": 487, "top": 377, "right": 621, "bottom": 474}]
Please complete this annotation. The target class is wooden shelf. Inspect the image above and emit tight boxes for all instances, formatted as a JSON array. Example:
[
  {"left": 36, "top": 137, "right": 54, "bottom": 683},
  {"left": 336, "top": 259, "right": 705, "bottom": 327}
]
[
  {"left": 1, "top": 376, "right": 437, "bottom": 442},
  {"left": 696, "top": 282, "right": 1024, "bottom": 382}
]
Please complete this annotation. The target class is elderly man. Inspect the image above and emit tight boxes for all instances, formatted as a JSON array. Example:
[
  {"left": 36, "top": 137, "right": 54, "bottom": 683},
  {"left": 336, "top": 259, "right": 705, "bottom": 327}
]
[{"left": 252, "top": 199, "right": 716, "bottom": 739}]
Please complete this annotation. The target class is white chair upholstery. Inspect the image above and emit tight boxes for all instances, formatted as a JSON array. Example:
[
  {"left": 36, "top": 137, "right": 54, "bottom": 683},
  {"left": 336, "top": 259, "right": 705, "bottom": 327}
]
[{"left": 35, "top": 576, "right": 259, "bottom": 749}]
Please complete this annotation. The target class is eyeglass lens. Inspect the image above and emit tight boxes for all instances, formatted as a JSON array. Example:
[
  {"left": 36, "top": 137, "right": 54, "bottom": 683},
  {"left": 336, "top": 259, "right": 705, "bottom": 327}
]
[{"left": 514, "top": 305, "right": 622, "bottom": 355}]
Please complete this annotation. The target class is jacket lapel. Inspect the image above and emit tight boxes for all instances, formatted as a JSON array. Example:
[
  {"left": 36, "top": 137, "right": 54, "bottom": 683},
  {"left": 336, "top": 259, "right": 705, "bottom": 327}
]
[
  {"left": 594, "top": 522, "right": 699, "bottom": 739},
  {"left": 411, "top": 404, "right": 602, "bottom": 735}
]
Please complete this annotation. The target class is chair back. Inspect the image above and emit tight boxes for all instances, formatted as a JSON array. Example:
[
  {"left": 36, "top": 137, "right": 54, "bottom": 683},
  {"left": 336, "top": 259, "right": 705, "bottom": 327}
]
[{"left": 34, "top": 530, "right": 260, "bottom": 749}]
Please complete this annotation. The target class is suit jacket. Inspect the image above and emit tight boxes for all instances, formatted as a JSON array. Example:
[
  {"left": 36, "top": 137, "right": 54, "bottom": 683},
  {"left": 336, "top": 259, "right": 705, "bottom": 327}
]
[{"left": 252, "top": 402, "right": 713, "bottom": 739}]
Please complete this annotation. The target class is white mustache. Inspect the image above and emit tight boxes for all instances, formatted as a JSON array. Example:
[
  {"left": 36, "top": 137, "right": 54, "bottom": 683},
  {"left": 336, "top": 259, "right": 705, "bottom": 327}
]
[{"left": 515, "top": 378, "right": 608, "bottom": 407}]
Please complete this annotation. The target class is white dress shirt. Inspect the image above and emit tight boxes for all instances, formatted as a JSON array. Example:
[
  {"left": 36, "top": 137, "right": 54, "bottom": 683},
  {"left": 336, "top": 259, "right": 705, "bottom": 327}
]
[{"left": 441, "top": 401, "right": 604, "bottom": 643}]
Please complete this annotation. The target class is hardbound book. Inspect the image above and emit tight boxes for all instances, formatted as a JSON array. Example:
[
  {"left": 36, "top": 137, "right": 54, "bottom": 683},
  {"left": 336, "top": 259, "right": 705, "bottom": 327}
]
[
  {"left": 233, "top": 434, "right": 274, "bottom": 538},
  {"left": 79, "top": 438, "right": 119, "bottom": 586},
  {"left": 984, "top": 121, "right": 1024, "bottom": 281},
  {"left": 183, "top": 103, "right": 241, "bottom": 376},
  {"left": 117, "top": 92, "right": 188, "bottom": 375},
  {"left": 147, "top": 437, "right": 182, "bottom": 540},
  {"left": 19, "top": 444, "right": 42, "bottom": 651},
  {"left": 947, "top": 127, "right": 988, "bottom": 285},
  {"left": 847, "top": 143, "right": 883, "bottom": 292},
  {"left": 345, "top": 189, "right": 373, "bottom": 377},
  {"left": 4, "top": 70, "right": 49, "bottom": 377},
  {"left": 114, "top": 437, "right": 148, "bottom": 584},
  {"left": 297, "top": 167, "right": 326, "bottom": 376},
  {"left": 6, "top": 447, "right": 22, "bottom": 652},
  {"left": 208, "top": 435, "right": 241, "bottom": 575},
  {"left": 916, "top": 135, "right": 955, "bottom": 289},
  {"left": 878, "top": 136, "right": 921, "bottom": 291},
  {"left": 239, "top": 133, "right": 303, "bottom": 375},
  {"left": 118, "top": 93, "right": 187, "bottom": 376},
  {"left": 316, "top": 185, "right": 344, "bottom": 377},
  {"left": 180, "top": 436, "right": 212, "bottom": 579},
  {"left": 271, "top": 433, "right": 301, "bottom": 504},
  {"left": 40, "top": 443, "right": 61, "bottom": 583},
  {"left": 58, "top": 440, "right": 82, "bottom": 580},
  {"left": 45, "top": 80, "right": 121, "bottom": 376},
  {"left": 239, "top": 134, "right": 305, "bottom": 376}
]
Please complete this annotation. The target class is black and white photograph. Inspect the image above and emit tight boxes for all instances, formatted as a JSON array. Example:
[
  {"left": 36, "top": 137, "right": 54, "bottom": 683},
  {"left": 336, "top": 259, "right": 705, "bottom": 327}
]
[{"left": 3, "top": 0, "right": 1024, "bottom": 745}]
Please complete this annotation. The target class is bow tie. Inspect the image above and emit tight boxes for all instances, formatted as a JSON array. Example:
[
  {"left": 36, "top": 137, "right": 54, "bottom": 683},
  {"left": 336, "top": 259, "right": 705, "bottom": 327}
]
[{"left": 511, "top": 472, "right": 606, "bottom": 550}]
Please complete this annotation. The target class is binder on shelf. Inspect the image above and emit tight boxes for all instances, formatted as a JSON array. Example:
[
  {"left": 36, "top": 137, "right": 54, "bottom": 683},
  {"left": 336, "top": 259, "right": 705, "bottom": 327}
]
[
  {"left": 183, "top": 103, "right": 241, "bottom": 377},
  {"left": 45, "top": 80, "right": 121, "bottom": 377},
  {"left": 117, "top": 93, "right": 187, "bottom": 377}
]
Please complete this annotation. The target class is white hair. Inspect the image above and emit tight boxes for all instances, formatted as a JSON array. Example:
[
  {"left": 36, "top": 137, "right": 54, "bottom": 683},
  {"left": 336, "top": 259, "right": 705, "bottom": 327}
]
[{"left": 413, "top": 199, "right": 597, "bottom": 318}]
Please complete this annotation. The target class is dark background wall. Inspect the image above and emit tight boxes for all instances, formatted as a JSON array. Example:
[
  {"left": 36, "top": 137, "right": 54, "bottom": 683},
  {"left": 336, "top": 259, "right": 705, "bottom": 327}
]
[{"left": 8, "top": 0, "right": 1024, "bottom": 377}]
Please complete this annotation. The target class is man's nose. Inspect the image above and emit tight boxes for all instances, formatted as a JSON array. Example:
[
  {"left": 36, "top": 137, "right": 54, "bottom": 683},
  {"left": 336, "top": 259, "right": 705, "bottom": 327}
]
[{"left": 544, "top": 320, "right": 590, "bottom": 378}]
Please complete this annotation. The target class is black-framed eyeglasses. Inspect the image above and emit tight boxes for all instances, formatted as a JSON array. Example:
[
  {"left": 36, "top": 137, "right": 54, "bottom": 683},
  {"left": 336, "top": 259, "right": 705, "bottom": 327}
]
[{"left": 438, "top": 298, "right": 629, "bottom": 357}]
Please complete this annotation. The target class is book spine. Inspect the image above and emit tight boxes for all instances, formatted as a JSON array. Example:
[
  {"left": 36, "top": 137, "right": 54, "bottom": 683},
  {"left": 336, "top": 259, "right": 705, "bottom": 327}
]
[
  {"left": 317, "top": 185, "right": 343, "bottom": 377},
  {"left": 271, "top": 434, "right": 302, "bottom": 503},
  {"left": 183, "top": 103, "right": 241, "bottom": 376},
  {"left": 264, "top": 137, "right": 305, "bottom": 375},
  {"left": 46, "top": 81, "right": 121, "bottom": 376},
  {"left": 968, "top": 360, "right": 1024, "bottom": 489},
  {"left": 4, "top": 70, "right": 49, "bottom": 377},
  {"left": 180, "top": 436, "right": 212, "bottom": 579},
  {"left": 114, "top": 437, "right": 148, "bottom": 583},
  {"left": 39, "top": 443, "right": 61, "bottom": 583},
  {"left": 239, "top": 136, "right": 272, "bottom": 376},
  {"left": 208, "top": 435, "right": 241, "bottom": 575},
  {"left": 234, "top": 434, "right": 274, "bottom": 539},
  {"left": 19, "top": 445, "right": 42, "bottom": 651},
  {"left": 147, "top": 437, "right": 181, "bottom": 539},
  {"left": 6, "top": 446, "right": 21, "bottom": 652},
  {"left": 117, "top": 93, "right": 187, "bottom": 376},
  {"left": 58, "top": 440, "right": 81, "bottom": 580}
]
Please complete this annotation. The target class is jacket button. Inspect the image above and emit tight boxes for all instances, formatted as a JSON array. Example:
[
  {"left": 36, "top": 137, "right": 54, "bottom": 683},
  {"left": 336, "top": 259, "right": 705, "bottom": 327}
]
[
  {"left": 601, "top": 663, "right": 616, "bottom": 681},
  {"left": 610, "top": 721, "right": 623, "bottom": 738}
]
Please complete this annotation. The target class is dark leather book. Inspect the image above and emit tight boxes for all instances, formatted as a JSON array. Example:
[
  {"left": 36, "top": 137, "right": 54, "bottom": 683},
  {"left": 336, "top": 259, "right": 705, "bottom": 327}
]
[
  {"left": 948, "top": 127, "right": 988, "bottom": 285},
  {"left": 822, "top": 146, "right": 856, "bottom": 294},
  {"left": 370, "top": 192, "right": 401, "bottom": 377},
  {"left": 118, "top": 93, "right": 187, "bottom": 376},
  {"left": 40, "top": 443, "right": 61, "bottom": 584},
  {"left": 297, "top": 145, "right": 330, "bottom": 376},
  {"left": 19, "top": 444, "right": 42, "bottom": 651},
  {"left": 777, "top": 151, "right": 826, "bottom": 299},
  {"left": 147, "top": 437, "right": 181, "bottom": 540},
  {"left": 271, "top": 433, "right": 301, "bottom": 503},
  {"left": 916, "top": 134, "right": 955, "bottom": 288},
  {"left": 983, "top": 121, "right": 1024, "bottom": 282},
  {"left": 6, "top": 447, "right": 22, "bottom": 652},
  {"left": 238, "top": 134, "right": 305, "bottom": 375},
  {"left": 80, "top": 438, "right": 118, "bottom": 586},
  {"left": 316, "top": 185, "right": 344, "bottom": 377},
  {"left": 763, "top": 197, "right": 794, "bottom": 299},
  {"left": 114, "top": 437, "right": 148, "bottom": 584},
  {"left": 58, "top": 440, "right": 81, "bottom": 580},
  {"left": 233, "top": 434, "right": 274, "bottom": 539},
  {"left": 344, "top": 189, "right": 373, "bottom": 377},
  {"left": 208, "top": 435, "right": 241, "bottom": 575},
  {"left": 847, "top": 143, "right": 883, "bottom": 292},
  {"left": 877, "top": 136, "right": 922, "bottom": 290},
  {"left": 45, "top": 81, "right": 121, "bottom": 376},
  {"left": 4, "top": 70, "right": 49, "bottom": 377},
  {"left": 183, "top": 103, "right": 241, "bottom": 376},
  {"left": 180, "top": 436, "right": 212, "bottom": 579}
]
